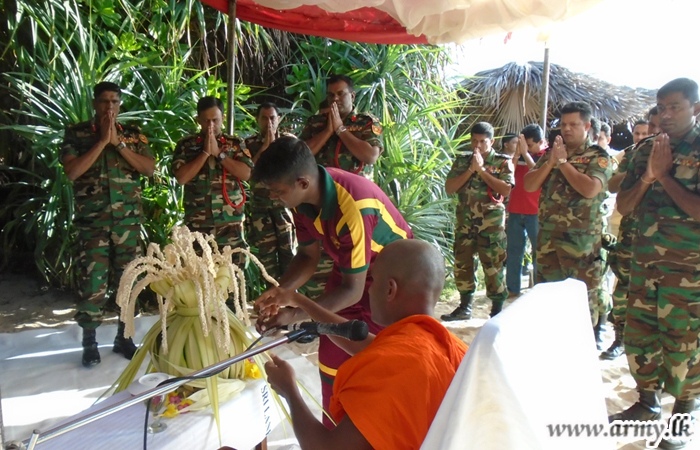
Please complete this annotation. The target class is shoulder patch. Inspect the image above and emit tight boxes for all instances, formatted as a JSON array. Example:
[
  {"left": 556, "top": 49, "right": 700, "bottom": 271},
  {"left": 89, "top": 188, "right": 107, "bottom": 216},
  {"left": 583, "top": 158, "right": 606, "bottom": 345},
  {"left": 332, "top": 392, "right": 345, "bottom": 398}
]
[
  {"left": 139, "top": 134, "right": 148, "bottom": 144},
  {"left": 241, "top": 147, "right": 252, "bottom": 159},
  {"left": 598, "top": 157, "right": 609, "bottom": 169},
  {"left": 372, "top": 123, "right": 383, "bottom": 135}
]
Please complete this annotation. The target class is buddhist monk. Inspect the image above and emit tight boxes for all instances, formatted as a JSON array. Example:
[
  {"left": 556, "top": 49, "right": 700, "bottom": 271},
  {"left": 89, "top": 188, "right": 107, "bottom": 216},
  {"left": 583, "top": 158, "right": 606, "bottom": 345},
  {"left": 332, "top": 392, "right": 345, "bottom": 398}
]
[{"left": 257, "top": 239, "right": 468, "bottom": 450}]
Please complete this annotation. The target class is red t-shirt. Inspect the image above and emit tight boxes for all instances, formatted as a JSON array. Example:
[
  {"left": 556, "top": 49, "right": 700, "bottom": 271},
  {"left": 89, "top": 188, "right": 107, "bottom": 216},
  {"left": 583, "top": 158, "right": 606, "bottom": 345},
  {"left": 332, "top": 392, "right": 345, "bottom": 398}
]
[{"left": 507, "top": 149, "right": 547, "bottom": 215}]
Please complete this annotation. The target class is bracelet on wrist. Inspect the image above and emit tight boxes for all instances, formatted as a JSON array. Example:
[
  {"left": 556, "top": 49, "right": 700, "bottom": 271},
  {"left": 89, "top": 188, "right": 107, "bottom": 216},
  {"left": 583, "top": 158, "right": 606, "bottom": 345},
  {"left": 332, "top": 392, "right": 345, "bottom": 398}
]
[
  {"left": 640, "top": 175, "right": 655, "bottom": 184},
  {"left": 335, "top": 125, "right": 347, "bottom": 135}
]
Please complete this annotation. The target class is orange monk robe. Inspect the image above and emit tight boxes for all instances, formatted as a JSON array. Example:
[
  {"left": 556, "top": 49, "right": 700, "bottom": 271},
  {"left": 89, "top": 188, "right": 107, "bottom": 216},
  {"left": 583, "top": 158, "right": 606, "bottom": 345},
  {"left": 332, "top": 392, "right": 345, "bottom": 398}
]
[{"left": 329, "top": 315, "right": 468, "bottom": 450}]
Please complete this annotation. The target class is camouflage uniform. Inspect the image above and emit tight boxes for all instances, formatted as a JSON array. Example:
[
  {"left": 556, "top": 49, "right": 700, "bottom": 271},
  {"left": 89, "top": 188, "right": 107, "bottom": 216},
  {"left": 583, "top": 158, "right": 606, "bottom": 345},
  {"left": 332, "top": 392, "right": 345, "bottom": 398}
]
[
  {"left": 609, "top": 145, "right": 640, "bottom": 325},
  {"left": 621, "top": 123, "right": 700, "bottom": 400},
  {"left": 534, "top": 142, "right": 613, "bottom": 324},
  {"left": 299, "top": 111, "right": 383, "bottom": 298},
  {"left": 448, "top": 150, "right": 515, "bottom": 303},
  {"left": 61, "top": 120, "right": 153, "bottom": 330},
  {"left": 244, "top": 133, "right": 296, "bottom": 280},
  {"left": 172, "top": 133, "right": 254, "bottom": 264}
]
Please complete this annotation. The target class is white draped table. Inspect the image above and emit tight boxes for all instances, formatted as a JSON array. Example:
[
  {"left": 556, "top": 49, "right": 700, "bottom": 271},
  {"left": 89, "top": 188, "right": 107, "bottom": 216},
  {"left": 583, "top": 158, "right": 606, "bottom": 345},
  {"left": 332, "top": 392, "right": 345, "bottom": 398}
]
[{"left": 32, "top": 378, "right": 282, "bottom": 450}]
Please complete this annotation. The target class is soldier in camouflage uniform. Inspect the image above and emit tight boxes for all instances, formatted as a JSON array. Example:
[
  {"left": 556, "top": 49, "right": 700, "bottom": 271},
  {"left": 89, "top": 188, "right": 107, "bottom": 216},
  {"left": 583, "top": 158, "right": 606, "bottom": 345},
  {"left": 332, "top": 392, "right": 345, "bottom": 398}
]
[
  {"left": 600, "top": 111, "right": 659, "bottom": 360},
  {"left": 609, "top": 79, "right": 700, "bottom": 449},
  {"left": 60, "top": 82, "right": 155, "bottom": 367},
  {"left": 245, "top": 102, "right": 296, "bottom": 280},
  {"left": 299, "top": 74, "right": 383, "bottom": 299},
  {"left": 173, "top": 97, "right": 253, "bottom": 265},
  {"left": 441, "top": 122, "right": 514, "bottom": 321},
  {"left": 523, "top": 102, "right": 613, "bottom": 327}
]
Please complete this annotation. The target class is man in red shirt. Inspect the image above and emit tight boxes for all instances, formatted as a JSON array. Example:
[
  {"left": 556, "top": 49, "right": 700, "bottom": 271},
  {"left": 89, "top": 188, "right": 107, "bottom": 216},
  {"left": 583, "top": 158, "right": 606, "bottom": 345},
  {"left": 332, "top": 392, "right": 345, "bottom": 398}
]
[
  {"left": 505, "top": 124, "right": 547, "bottom": 296},
  {"left": 253, "top": 136, "right": 413, "bottom": 427}
]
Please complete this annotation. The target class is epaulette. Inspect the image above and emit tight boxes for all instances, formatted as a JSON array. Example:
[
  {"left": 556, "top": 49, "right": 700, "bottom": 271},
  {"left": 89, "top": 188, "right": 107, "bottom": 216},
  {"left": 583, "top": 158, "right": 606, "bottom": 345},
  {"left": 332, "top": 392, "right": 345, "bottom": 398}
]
[
  {"left": 494, "top": 152, "right": 512, "bottom": 159},
  {"left": 179, "top": 134, "right": 199, "bottom": 145},
  {"left": 353, "top": 112, "right": 380, "bottom": 122},
  {"left": 636, "top": 135, "right": 657, "bottom": 149},
  {"left": 222, "top": 133, "right": 243, "bottom": 144},
  {"left": 308, "top": 114, "right": 327, "bottom": 123},
  {"left": 121, "top": 123, "right": 142, "bottom": 133},
  {"left": 588, "top": 143, "right": 610, "bottom": 156},
  {"left": 68, "top": 120, "right": 91, "bottom": 129}
]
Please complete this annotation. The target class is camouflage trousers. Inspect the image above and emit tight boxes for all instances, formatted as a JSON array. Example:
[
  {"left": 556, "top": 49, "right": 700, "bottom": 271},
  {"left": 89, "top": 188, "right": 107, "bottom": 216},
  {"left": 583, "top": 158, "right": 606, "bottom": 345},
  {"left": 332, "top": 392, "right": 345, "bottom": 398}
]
[
  {"left": 609, "top": 226, "right": 634, "bottom": 325},
  {"left": 74, "top": 224, "right": 142, "bottom": 330},
  {"left": 453, "top": 224, "right": 507, "bottom": 302},
  {"left": 299, "top": 242, "right": 334, "bottom": 300},
  {"left": 248, "top": 206, "right": 296, "bottom": 281},
  {"left": 624, "top": 254, "right": 700, "bottom": 400},
  {"left": 536, "top": 229, "right": 609, "bottom": 325},
  {"left": 191, "top": 220, "right": 248, "bottom": 266}
]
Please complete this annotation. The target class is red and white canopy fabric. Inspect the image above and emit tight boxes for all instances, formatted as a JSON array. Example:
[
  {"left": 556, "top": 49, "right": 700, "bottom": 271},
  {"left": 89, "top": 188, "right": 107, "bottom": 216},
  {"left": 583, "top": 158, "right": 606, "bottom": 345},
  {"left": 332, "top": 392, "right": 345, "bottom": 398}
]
[{"left": 200, "top": 0, "right": 604, "bottom": 44}]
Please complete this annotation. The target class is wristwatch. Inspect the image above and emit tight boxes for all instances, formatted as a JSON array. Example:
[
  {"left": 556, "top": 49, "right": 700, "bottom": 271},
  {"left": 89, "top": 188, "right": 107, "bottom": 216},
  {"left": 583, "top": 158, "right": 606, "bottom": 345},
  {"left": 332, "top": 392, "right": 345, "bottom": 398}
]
[
  {"left": 116, "top": 141, "right": 126, "bottom": 151},
  {"left": 335, "top": 125, "right": 347, "bottom": 135},
  {"left": 217, "top": 152, "right": 227, "bottom": 162},
  {"left": 558, "top": 157, "right": 568, "bottom": 165}
]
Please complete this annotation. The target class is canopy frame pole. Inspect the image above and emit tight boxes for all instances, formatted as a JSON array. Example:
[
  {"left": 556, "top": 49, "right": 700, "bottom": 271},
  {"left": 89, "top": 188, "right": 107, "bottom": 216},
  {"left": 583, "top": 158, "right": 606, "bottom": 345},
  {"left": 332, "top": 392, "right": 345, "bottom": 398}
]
[
  {"left": 540, "top": 44, "right": 551, "bottom": 135},
  {"left": 226, "top": 0, "right": 238, "bottom": 135}
]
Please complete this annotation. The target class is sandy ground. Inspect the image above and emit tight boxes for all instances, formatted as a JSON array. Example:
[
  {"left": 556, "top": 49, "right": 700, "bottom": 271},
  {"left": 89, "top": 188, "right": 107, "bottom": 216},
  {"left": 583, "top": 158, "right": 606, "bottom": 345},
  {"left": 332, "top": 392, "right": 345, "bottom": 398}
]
[{"left": 1, "top": 272, "right": 697, "bottom": 449}]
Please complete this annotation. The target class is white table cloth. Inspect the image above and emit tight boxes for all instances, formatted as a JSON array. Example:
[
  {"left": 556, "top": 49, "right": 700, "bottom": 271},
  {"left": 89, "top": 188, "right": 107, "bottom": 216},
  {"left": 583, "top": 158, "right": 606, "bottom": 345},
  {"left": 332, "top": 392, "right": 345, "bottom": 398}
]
[
  {"left": 422, "top": 279, "right": 615, "bottom": 450},
  {"left": 31, "top": 377, "right": 280, "bottom": 450}
]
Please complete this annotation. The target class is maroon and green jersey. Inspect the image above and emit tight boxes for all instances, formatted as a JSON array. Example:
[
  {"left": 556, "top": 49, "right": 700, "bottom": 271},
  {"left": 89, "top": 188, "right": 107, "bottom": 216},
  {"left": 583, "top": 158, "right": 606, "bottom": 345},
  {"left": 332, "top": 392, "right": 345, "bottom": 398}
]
[{"left": 294, "top": 166, "right": 413, "bottom": 275}]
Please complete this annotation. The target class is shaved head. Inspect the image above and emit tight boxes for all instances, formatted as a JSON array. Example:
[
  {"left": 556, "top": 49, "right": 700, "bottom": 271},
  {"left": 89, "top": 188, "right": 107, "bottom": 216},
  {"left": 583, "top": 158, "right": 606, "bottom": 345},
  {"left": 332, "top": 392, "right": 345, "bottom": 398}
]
[{"left": 369, "top": 240, "right": 445, "bottom": 325}]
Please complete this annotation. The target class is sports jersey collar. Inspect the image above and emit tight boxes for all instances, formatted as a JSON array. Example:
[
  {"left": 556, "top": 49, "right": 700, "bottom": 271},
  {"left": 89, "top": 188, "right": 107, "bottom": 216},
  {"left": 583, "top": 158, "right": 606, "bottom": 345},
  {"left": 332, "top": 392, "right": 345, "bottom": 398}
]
[{"left": 295, "top": 165, "right": 338, "bottom": 220}]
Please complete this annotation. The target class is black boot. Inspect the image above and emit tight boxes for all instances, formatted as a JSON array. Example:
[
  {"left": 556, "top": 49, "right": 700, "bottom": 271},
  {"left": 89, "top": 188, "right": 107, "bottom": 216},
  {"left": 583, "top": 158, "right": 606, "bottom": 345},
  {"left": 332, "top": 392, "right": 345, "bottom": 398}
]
[
  {"left": 113, "top": 321, "right": 137, "bottom": 360},
  {"left": 593, "top": 314, "right": 605, "bottom": 351},
  {"left": 658, "top": 398, "right": 697, "bottom": 449},
  {"left": 82, "top": 328, "right": 101, "bottom": 367},
  {"left": 600, "top": 321, "right": 624, "bottom": 360},
  {"left": 441, "top": 293, "right": 473, "bottom": 321},
  {"left": 489, "top": 300, "right": 503, "bottom": 318},
  {"left": 609, "top": 389, "right": 661, "bottom": 422}
]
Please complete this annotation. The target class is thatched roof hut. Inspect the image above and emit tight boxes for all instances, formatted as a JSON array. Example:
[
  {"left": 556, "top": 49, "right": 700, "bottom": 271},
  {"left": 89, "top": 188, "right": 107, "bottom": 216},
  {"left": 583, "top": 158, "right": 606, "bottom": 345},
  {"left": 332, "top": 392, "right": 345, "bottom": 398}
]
[{"left": 460, "top": 61, "right": 656, "bottom": 134}]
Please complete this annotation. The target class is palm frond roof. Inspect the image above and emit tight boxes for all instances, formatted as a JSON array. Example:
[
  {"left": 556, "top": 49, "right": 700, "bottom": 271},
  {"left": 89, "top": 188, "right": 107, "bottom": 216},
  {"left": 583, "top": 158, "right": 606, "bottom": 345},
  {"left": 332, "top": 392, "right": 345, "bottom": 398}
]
[{"left": 460, "top": 61, "right": 656, "bottom": 134}]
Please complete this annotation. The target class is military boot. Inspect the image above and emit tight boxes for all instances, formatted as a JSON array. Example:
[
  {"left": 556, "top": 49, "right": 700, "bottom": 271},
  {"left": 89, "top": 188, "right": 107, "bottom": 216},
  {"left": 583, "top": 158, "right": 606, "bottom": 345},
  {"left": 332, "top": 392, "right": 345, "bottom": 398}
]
[
  {"left": 441, "top": 293, "right": 473, "bottom": 321},
  {"left": 608, "top": 389, "right": 661, "bottom": 422},
  {"left": 489, "top": 300, "right": 503, "bottom": 318},
  {"left": 658, "top": 398, "right": 697, "bottom": 449},
  {"left": 113, "top": 321, "right": 137, "bottom": 360},
  {"left": 81, "top": 328, "right": 101, "bottom": 367},
  {"left": 600, "top": 321, "right": 624, "bottom": 360}
]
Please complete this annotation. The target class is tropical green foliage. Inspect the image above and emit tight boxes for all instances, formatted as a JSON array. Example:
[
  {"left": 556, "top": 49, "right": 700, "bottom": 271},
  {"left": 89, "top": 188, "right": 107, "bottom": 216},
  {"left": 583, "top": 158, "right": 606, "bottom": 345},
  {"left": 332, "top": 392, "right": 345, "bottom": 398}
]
[{"left": 1, "top": 0, "right": 471, "bottom": 292}]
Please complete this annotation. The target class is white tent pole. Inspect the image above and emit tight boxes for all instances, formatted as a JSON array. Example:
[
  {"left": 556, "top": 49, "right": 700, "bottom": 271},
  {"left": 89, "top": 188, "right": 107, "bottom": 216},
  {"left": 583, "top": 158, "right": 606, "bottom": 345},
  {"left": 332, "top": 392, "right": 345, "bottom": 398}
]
[
  {"left": 226, "top": 0, "right": 238, "bottom": 135},
  {"left": 540, "top": 44, "right": 550, "bottom": 135}
]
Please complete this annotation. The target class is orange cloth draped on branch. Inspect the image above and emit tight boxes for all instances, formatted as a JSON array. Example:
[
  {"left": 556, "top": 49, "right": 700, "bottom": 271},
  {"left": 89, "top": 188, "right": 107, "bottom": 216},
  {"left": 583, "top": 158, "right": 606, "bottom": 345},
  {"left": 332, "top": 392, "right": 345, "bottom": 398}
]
[{"left": 330, "top": 315, "right": 468, "bottom": 450}]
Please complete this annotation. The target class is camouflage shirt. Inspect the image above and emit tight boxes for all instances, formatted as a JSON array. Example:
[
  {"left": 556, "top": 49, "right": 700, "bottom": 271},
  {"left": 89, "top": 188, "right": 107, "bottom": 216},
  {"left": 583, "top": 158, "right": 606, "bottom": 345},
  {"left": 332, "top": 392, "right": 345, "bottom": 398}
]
[
  {"left": 172, "top": 133, "right": 254, "bottom": 228},
  {"left": 60, "top": 120, "right": 153, "bottom": 228},
  {"left": 447, "top": 149, "right": 515, "bottom": 228},
  {"left": 245, "top": 132, "right": 293, "bottom": 210},
  {"left": 535, "top": 141, "right": 613, "bottom": 234},
  {"left": 620, "top": 122, "right": 700, "bottom": 254},
  {"left": 616, "top": 142, "right": 644, "bottom": 232},
  {"left": 299, "top": 111, "right": 382, "bottom": 179}
]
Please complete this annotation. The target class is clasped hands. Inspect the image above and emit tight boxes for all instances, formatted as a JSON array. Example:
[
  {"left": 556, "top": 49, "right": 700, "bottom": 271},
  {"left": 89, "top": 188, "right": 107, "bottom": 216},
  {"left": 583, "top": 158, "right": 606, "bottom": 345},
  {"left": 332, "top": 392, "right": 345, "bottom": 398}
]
[
  {"left": 325, "top": 102, "right": 344, "bottom": 134},
  {"left": 99, "top": 111, "right": 122, "bottom": 148},
  {"left": 202, "top": 123, "right": 222, "bottom": 157},
  {"left": 643, "top": 133, "right": 673, "bottom": 183},
  {"left": 470, "top": 151, "right": 484, "bottom": 173},
  {"left": 547, "top": 135, "right": 567, "bottom": 168}
]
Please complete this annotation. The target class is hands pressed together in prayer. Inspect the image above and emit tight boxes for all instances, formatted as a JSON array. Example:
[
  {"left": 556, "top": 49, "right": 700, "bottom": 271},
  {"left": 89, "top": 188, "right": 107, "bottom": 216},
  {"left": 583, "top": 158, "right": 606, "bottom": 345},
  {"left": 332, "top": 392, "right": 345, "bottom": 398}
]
[
  {"left": 326, "top": 102, "right": 344, "bottom": 134},
  {"left": 99, "top": 111, "right": 121, "bottom": 148},
  {"left": 203, "top": 122, "right": 220, "bottom": 157},
  {"left": 548, "top": 135, "right": 567, "bottom": 168},
  {"left": 517, "top": 134, "right": 529, "bottom": 156},
  {"left": 644, "top": 133, "right": 674, "bottom": 183},
  {"left": 470, "top": 150, "right": 484, "bottom": 173}
]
